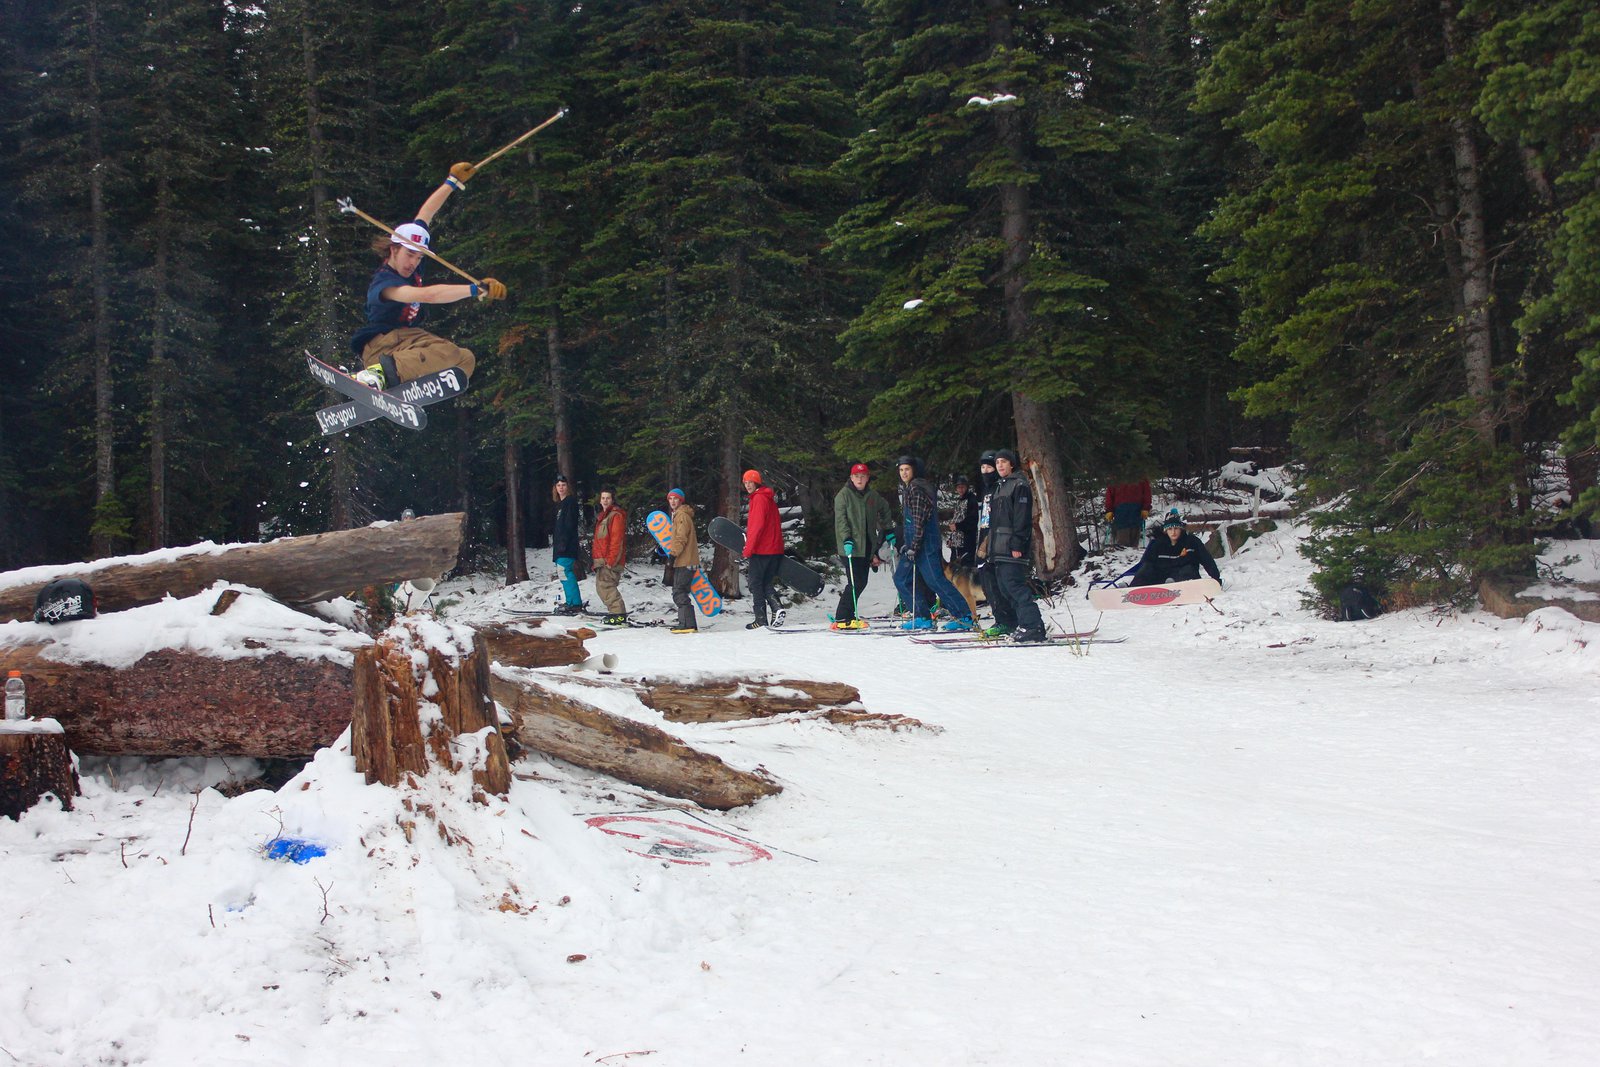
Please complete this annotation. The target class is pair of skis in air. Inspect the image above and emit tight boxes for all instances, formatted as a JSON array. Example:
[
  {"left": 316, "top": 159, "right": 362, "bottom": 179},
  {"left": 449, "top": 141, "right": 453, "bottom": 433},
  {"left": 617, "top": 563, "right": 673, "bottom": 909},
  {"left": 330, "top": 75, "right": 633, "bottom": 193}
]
[{"left": 306, "top": 352, "right": 466, "bottom": 435}]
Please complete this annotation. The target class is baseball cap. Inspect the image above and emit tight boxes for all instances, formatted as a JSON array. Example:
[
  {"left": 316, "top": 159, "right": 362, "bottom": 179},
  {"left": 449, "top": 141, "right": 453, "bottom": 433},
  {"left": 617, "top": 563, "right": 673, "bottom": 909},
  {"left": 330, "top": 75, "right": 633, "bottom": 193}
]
[{"left": 391, "top": 222, "right": 431, "bottom": 253}]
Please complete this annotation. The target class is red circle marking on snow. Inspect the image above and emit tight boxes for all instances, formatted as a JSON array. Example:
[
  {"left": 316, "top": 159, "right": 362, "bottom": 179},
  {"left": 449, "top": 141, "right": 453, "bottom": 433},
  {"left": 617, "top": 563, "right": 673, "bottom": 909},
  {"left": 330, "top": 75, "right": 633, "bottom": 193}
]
[
  {"left": 1123, "top": 587, "right": 1182, "bottom": 606},
  {"left": 585, "top": 815, "right": 773, "bottom": 866}
]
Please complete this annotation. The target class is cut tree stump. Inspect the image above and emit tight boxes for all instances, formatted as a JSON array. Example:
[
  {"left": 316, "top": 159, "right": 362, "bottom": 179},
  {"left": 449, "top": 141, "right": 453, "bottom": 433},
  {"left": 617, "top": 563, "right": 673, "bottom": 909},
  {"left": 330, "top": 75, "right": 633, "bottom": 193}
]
[
  {"left": 0, "top": 721, "right": 79, "bottom": 820},
  {"left": 490, "top": 670, "right": 781, "bottom": 809},
  {"left": 0, "top": 512, "right": 467, "bottom": 622},
  {"left": 353, "top": 617, "right": 510, "bottom": 800}
]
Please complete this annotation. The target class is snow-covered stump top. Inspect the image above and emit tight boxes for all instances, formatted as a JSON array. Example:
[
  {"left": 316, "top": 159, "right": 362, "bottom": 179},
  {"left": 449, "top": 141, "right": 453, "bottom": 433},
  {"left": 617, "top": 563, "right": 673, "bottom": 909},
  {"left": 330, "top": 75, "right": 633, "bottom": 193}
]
[{"left": 350, "top": 616, "right": 510, "bottom": 804}]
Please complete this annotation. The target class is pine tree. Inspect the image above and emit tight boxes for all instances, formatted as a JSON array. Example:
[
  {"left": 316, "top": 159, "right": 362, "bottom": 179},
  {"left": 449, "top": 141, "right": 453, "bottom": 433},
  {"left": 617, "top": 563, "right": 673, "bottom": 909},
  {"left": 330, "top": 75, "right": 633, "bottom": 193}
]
[
  {"left": 831, "top": 0, "right": 1165, "bottom": 577},
  {"left": 573, "top": 0, "right": 858, "bottom": 587},
  {"left": 1196, "top": 0, "right": 1542, "bottom": 605}
]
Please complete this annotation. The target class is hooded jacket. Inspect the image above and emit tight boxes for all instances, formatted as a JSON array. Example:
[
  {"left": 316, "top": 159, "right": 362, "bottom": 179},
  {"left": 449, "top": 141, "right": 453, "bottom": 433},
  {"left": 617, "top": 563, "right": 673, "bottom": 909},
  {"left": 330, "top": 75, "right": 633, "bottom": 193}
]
[{"left": 744, "top": 485, "right": 784, "bottom": 557}]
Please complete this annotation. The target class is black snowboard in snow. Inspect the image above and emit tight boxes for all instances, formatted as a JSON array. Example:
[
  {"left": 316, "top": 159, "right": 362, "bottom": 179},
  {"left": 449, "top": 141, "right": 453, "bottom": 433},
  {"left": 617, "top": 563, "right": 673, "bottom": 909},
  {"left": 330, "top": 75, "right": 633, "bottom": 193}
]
[{"left": 707, "top": 515, "right": 825, "bottom": 597}]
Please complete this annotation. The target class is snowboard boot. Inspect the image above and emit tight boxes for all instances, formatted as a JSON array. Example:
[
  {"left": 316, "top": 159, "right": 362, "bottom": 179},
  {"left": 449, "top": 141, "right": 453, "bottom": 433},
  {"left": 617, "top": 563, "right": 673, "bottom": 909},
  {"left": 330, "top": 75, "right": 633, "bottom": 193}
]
[
  {"left": 1011, "top": 627, "right": 1047, "bottom": 644},
  {"left": 354, "top": 364, "right": 387, "bottom": 389}
]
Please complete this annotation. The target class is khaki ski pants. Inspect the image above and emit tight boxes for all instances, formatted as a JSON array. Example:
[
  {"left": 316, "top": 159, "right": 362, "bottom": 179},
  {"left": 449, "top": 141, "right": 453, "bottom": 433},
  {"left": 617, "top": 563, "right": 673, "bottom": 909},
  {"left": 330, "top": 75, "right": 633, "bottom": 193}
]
[{"left": 362, "top": 328, "right": 475, "bottom": 383}]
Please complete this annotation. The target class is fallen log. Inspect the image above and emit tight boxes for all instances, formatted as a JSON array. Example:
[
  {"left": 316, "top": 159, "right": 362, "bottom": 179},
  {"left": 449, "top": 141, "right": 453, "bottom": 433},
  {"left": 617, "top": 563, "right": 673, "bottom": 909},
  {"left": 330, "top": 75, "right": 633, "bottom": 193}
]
[
  {"left": 0, "top": 721, "right": 80, "bottom": 820},
  {"left": 0, "top": 645, "right": 356, "bottom": 757},
  {"left": 472, "top": 621, "right": 595, "bottom": 668},
  {"left": 635, "top": 676, "right": 863, "bottom": 723},
  {"left": 491, "top": 670, "right": 781, "bottom": 810},
  {"left": 0, "top": 512, "right": 467, "bottom": 622}
]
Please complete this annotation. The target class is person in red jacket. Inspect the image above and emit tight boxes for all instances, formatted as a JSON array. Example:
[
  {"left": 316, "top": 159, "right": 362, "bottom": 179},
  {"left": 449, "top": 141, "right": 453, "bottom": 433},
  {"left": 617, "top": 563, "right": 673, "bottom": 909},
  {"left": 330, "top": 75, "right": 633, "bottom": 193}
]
[
  {"left": 591, "top": 488, "right": 628, "bottom": 625},
  {"left": 742, "top": 469, "right": 786, "bottom": 629},
  {"left": 1104, "top": 478, "right": 1153, "bottom": 547}
]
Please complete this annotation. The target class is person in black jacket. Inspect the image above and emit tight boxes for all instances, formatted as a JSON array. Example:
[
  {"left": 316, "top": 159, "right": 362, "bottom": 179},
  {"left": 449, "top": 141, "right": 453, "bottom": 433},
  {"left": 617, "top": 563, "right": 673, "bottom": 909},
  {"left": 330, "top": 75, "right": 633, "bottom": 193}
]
[
  {"left": 1130, "top": 509, "right": 1221, "bottom": 587},
  {"left": 550, "top": 475, "right": 584, "bottom": 614},
  {"left": 987, "top": 449, "right": 1048, "bottom": 643}
]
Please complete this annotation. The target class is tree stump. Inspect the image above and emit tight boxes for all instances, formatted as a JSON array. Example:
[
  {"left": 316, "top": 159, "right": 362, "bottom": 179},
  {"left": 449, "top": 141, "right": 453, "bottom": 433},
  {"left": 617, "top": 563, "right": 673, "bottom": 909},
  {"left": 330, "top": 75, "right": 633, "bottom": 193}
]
[
  {"left": 352, "top": 617, "right": 510, "bottom": 801},
  {"left": 0, "top": 721, "right": 80, "bottom": 820}
]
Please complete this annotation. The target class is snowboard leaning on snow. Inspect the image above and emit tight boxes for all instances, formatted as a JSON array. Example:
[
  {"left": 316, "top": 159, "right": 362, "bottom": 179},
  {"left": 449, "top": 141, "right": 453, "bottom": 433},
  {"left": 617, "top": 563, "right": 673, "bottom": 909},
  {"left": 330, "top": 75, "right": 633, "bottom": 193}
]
[
  {"left": 1088, "top": 576, "right": 1221, "bottom": 610},
  {"left": 306, "top": 352, "right": 467, "bottom": 434},
  {"left": 645, "top": 510, "right": 722, "bottom": 617},
  {"left": 705, "top": 516, "right": 826, "bottom": 598}
]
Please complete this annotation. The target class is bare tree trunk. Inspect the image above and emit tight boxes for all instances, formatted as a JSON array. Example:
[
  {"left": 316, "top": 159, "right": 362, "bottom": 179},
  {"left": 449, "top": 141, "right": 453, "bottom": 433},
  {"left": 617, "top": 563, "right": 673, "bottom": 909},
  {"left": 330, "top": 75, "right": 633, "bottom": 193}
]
[
  {"left": 87, "top": 0, "right": 123, "bottom": 560},
  {"left": 1439, "top": 0, "right": 1498, "bottom": 446},
  {"left": 987, "top": 0, "right": 1078, "bottom": 578},
  {"left": 149, "top": 168, "right": 171, "bottom": 550},
  {"left": 301, "top": 11, "right": 352, "bottom": 528},
  {"left": 504, "top": 435, "right": 528, "bottom": 584},
  {"left": 713, "top": 402, "right": 742, "bottom": 597},
  {"left": 547, "top": 322, "right": 572, "bottom": 478}
]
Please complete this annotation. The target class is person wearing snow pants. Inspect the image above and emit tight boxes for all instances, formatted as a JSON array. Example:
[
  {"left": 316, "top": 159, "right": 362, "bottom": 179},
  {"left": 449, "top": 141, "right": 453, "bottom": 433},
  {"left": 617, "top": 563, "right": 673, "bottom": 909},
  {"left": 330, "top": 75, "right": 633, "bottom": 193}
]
[
  {"left": 891, "top": 456, "right": 973, "bottom": 626},
  {"left": 550, "top": 476, "right": 582, "bottom": 612},
  {"left": 987, "top": 449, "right": 1046, "bottom": 641}
]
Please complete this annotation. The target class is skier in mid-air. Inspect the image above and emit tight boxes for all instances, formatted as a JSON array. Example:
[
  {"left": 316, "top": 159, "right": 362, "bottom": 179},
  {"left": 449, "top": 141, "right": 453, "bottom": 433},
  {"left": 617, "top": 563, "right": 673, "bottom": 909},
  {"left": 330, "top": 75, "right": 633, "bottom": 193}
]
[{"left": 347, "top": 162, "right": 506, "bottom": 390}]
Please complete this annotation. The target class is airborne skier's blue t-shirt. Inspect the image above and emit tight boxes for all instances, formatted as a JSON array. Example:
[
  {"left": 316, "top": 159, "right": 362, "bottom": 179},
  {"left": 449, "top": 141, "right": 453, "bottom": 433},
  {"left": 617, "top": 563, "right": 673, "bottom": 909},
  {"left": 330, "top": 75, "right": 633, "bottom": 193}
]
[{"left": 349, "top": 252, "right": 427, "bottom": 355}]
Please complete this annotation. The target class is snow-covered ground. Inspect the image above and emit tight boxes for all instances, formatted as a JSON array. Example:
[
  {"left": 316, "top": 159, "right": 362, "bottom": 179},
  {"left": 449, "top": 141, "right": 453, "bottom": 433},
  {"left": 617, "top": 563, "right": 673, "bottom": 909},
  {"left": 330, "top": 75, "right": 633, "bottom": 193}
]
[{"left": 3, "top": 522, "right": 1598, "bottom": 1066}]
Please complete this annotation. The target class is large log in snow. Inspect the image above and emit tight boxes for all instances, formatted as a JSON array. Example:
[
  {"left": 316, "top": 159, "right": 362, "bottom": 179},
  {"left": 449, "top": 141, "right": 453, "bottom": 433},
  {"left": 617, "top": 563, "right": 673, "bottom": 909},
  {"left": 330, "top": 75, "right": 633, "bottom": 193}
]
[
  {"left": 0, "top": 513, "right": 467, "bottom": 623},
  {"left": 490, "top": 671, "right": 781, "bottom": 810},
  {"left": 0, "top": 643, "right": 356, "bottom": 757}
]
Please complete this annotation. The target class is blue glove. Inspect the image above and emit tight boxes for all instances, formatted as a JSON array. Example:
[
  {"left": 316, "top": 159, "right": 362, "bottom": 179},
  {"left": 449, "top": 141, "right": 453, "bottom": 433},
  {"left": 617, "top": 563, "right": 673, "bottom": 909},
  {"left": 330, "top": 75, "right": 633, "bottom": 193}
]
[{"left": 843, "top": 540, "right": 855, "bottom": 556}]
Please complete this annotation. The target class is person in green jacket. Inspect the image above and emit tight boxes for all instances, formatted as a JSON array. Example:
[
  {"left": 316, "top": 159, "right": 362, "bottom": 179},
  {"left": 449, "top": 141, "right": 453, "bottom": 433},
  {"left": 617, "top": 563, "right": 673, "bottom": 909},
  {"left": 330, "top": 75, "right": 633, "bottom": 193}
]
[{"left": 832, "top": 462, "right": 895, "bottom": 630}]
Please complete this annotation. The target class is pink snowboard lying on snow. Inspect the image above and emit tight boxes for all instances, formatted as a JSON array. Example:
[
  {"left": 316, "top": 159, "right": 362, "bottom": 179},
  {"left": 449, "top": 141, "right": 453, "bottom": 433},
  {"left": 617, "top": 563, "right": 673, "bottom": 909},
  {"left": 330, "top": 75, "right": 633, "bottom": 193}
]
[{"left": 1088, "top": 577, "right": 1221, "bottom": 610}]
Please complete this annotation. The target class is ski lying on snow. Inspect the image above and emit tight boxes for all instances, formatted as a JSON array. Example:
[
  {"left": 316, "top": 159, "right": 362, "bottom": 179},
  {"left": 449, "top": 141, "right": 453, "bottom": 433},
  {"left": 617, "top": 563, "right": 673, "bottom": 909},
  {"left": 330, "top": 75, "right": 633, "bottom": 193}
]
[
  {"left": 928, "top": 635, "right": 1127, "bottom": 651},
  {"left": 909, "top": 628, "right": 1099, "bottom": 646}
]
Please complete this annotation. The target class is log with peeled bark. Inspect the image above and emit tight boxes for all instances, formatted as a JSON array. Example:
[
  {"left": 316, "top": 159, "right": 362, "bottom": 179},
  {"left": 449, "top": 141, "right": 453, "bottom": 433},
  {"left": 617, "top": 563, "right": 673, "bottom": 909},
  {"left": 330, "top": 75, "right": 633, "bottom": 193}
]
[
  {"left": 0, "top": 512, "right": 467, "bottom": 622},
  {"left": 490, "top": 670, "right": 781, "bottom": 810},
  {"left": 471, "top": 621, "right": 595, "bottom": 669},
  {"left": 0, "top": 721, "right": 80, "bottom": 820},
  {"left": 634, "top": 676, "right": 864, "bottom": 723}
]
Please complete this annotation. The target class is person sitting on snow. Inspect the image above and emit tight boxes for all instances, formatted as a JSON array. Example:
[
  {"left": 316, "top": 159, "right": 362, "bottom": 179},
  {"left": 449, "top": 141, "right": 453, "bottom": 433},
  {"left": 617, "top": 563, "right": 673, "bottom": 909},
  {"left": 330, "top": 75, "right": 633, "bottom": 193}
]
[{"left": 1130, "top": 509, "right": 1222, "bottom": 587}]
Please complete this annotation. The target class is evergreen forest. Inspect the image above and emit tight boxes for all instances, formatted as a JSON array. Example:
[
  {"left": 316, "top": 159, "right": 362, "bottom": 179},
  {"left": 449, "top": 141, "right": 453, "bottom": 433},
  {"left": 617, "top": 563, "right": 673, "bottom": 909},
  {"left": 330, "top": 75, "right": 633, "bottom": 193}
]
[{"left": 1, "top": 0, "right": 1596, "bottom": 609}]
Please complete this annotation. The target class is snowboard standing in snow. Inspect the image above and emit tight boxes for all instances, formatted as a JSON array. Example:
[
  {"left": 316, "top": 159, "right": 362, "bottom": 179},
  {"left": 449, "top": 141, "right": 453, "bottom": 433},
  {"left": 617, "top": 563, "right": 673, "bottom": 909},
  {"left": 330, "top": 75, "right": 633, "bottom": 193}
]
[
  {"left": 646, "top": 510, "right": 722, "bottom": 617},
  {"left": 706, "top": 516, "right": 825, "bottom": 598},
  {"left": 1088, "top": 576, "right": 1221, "bottom": 611},
  {"left": 310, "top": 357, "right": 468, "bottom": 434}
]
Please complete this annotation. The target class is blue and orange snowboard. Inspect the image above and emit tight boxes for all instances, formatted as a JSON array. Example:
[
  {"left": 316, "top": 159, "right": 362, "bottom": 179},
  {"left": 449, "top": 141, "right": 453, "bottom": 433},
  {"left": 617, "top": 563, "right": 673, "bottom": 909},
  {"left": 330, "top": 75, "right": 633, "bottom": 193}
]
[{"left": 646, "top": 510, "right": 722, "bottom": 617}]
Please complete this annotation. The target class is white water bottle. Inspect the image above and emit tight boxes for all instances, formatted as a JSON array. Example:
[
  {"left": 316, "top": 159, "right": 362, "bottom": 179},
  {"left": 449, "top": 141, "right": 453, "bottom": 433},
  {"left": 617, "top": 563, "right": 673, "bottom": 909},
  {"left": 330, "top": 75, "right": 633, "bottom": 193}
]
[{"left": 4, "top": 670, "right": 24, "bottom": 721}]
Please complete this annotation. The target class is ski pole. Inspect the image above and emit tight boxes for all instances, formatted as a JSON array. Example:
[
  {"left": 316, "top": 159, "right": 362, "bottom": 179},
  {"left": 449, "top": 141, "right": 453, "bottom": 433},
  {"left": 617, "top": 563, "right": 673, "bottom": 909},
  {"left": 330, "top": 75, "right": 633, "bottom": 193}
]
[
  {"left": 472, "top": 108, "right": 569, "bottom": 172},
  {"left": 336, "top": 198, "right": 484, "bottom": 287}
]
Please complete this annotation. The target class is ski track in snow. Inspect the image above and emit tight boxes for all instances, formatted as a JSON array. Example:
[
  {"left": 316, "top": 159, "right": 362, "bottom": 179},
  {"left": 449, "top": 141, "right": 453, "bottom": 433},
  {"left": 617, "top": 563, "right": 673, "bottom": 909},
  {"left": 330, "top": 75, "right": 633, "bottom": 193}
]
[{"left": 2, "top": 521, "right": 1598, "bottom": 1065}]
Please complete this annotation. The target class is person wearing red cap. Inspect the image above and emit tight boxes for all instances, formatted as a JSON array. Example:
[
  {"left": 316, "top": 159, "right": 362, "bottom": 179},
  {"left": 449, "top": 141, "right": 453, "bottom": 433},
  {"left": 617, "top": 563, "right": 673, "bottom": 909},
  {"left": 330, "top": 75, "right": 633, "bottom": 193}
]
[
  {"left": 741, "top": 470, "right": 786, "bottom": 629},
  {"left": 348, "top": 163, "right": 507, "bottom": 389},
  {"left": 831, "top": 462, "right": 893, "bottom": 629}
]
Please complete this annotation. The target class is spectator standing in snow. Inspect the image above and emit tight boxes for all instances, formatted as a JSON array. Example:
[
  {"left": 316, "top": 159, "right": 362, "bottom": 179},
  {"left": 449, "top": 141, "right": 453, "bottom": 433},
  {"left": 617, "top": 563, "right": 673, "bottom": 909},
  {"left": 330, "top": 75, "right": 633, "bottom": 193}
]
[
  {"left": 1104, "top": 478, "right": 1152, "bottom": 548},
  {"left": 987, "top": 449, "right": 1048, "bottom": 643},
  {"left": 892, "top": 455, "right": 976, "bottom": 632},
  {"left": 591, "top": 488, "right": 628, "bottom": 625},
  {"left": 550, "top": 476, "right": 583, "bottom": 614},
  {"left": 666, "top": 488, "right": 701, "bottom": 633},
  {"left": 1131, "top": 509, "right": 1222, "bottom": 587},
  {"left": 741, "top": 470, "right": 786, "bottom": 629},
  {"left": 832, "top": 462, "right": 894, "bottom": 630},
  {"left": 947, "top": 475, "right": 980, "bottom": 565}
]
